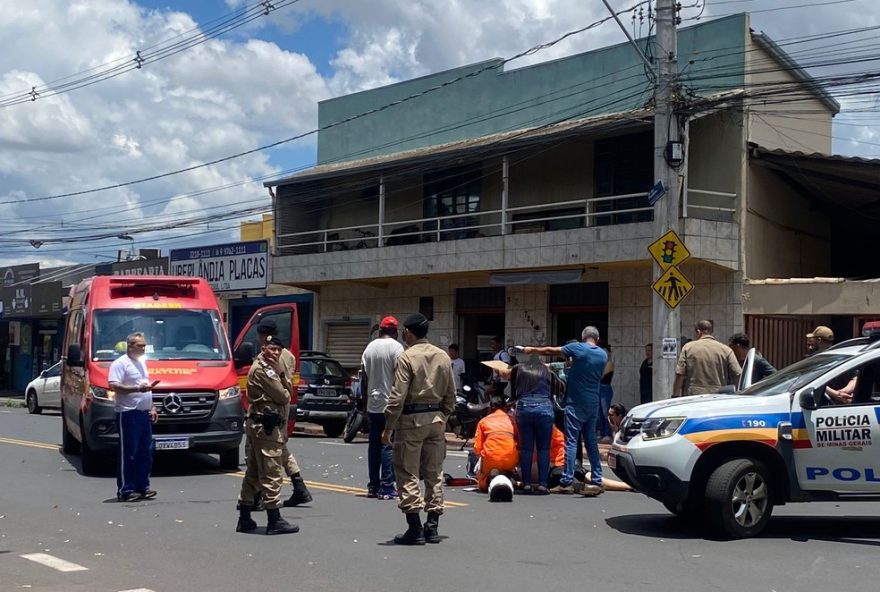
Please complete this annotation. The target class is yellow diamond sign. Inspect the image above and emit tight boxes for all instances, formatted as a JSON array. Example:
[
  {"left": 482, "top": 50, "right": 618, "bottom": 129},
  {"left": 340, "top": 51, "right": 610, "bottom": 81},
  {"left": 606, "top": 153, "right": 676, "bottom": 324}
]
[
  {"left": 652, "top": 266, "right": 694, "bottom": 309},
  {"left": 648, "top": 230, "right": 690, "bottom": 271}
]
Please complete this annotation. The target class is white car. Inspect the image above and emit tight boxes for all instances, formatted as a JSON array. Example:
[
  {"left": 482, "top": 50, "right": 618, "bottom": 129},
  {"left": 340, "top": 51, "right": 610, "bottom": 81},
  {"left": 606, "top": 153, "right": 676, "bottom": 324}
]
[
  {"left": 609, "top": 340, "right": 880, "bottom": 539},
  {"left": 25, "top": 362, "right": 62, "bottom": 414}
]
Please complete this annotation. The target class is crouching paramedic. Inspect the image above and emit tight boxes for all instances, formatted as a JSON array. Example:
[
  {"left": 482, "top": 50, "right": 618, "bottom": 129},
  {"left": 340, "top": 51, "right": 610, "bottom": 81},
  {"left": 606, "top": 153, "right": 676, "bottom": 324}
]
[
  {"left": 473, "top": 397, "right": 519, "bottom": 492},
  {"left": 236, "top": 335, "right": 299, "bottom": 535}
]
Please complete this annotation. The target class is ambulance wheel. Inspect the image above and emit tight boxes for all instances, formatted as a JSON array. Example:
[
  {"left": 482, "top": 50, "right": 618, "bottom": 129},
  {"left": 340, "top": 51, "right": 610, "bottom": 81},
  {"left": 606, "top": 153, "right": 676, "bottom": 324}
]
[
  {"left": 705, "top": 458, "right": 773, "bottom": 539},
  {"left": 61, "top": 404, "right": 80, "bottom": 455},
  {"left": 219, "top": 448, "right": 239, "bottom": 470}
]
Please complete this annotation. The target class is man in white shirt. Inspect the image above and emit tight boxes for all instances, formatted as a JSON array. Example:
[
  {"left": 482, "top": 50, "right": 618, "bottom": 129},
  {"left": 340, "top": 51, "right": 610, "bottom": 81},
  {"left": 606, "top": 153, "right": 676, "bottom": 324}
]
[
  {"left": 108, "top": 332, "right": 159, "bottom": 502},
  {"left": 448, "top": 343, "right": 466, "bottom": 393},
  {"left": 361, "top": 316, "right": 404, "bottom": 499}
]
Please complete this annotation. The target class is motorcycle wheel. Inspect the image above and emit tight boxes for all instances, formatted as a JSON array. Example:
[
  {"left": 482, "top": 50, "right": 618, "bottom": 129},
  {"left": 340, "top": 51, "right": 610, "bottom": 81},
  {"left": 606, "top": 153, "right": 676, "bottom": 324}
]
[{"left": 343, "top": 409, "right": 365, "bottom": 443}]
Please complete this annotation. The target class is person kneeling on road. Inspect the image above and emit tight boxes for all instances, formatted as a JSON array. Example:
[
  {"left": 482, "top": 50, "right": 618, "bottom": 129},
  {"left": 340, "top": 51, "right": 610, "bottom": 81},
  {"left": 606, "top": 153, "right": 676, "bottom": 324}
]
[
  {"left": 473, "top": 397, "right": 519, "bottom": 494},
  {"left": 236, "top": 335, "right": 299, "bottom": 535}
]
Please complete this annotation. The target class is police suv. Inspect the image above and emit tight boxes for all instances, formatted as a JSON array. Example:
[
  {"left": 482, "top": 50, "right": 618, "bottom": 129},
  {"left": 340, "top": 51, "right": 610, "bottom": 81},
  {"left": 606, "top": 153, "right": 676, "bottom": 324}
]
[{"left": 609, "top": 337, "right": 880, "bottom": 539}]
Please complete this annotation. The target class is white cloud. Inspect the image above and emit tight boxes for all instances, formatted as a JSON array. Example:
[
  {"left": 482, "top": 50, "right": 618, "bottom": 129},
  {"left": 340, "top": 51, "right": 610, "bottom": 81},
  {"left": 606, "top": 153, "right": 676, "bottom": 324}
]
[{"left": 1, "top": 0, "right": 879, "bottom": 264}]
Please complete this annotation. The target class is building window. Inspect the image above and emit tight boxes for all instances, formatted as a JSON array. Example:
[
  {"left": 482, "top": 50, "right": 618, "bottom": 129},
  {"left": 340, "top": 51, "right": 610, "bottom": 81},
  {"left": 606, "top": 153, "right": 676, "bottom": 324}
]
[
  {"left": 423, "top": 165, "right": 481, "bottom": 240},
  {"left": 419, "top": 296, "right": 434, "bottom": 321},
  {"left": 594, "top": 132, "right": 653, "bottom": 226}
]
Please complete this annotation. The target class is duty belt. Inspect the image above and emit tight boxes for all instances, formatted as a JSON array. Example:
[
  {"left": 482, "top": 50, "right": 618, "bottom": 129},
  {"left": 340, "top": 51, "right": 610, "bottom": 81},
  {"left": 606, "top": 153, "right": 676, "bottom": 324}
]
[{"left": 402, "top": 403, "right": 442, "bottom": 415}]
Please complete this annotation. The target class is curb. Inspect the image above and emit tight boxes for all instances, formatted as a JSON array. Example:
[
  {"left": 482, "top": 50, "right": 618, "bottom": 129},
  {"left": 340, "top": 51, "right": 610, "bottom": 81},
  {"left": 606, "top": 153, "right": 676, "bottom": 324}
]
[{"left": 0, "top": 397, "right": 26, "bottom": 409}]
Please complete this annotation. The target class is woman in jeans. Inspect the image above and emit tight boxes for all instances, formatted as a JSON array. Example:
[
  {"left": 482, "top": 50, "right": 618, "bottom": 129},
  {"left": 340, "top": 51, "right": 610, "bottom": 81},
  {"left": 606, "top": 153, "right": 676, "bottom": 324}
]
[{"left": 510, "top": 355, "right": 565, "bottom": 495}]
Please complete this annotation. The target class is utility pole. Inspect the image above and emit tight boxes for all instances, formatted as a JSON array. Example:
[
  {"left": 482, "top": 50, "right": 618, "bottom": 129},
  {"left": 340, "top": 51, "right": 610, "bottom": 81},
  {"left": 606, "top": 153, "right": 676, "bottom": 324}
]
[{"left": 651, "top": 0, "right": 682, "bottom": 400}]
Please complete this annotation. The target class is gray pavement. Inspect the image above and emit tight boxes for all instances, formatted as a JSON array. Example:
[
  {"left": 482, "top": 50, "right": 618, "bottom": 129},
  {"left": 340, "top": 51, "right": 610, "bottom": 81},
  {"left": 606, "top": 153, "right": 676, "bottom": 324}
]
[{"left": 1, "top": 406, "right": 878, "bottom": 592}]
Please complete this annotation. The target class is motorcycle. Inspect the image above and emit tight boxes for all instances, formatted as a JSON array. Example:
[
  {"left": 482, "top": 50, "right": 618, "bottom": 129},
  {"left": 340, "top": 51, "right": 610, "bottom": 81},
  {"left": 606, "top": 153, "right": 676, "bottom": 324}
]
[
  {"left": 446, "top": 379, "right": 492, "bottom": 449},
  {"left": 343, "top": 371, "right": 370, "bottom": 443}
]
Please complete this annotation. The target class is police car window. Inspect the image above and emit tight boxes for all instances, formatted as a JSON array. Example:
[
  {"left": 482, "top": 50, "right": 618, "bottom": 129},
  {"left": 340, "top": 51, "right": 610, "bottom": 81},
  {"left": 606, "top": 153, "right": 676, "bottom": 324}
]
[
  {"left": 820, "top": 361, "right": 880, "bottom": 406},
  {"left": 738, "top": 354, "right": 850, "bottom": 397}
]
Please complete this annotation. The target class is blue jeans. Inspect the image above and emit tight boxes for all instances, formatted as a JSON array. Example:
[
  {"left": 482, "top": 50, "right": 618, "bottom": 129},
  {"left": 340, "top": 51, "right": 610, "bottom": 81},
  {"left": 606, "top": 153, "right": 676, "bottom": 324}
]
[
  {"left": 598, "top": 384, "right": 614, "bottom": 438},
  {"left": 117, "top": 410, "right": 153, "bottom": 496},
  {"left": 562, "top": 403, "right": 602, "bottom": 487},
  {"left": 516, "top": 402, "right": 554, "bottom": 487},
  {"left": 367, "top": 412, "right": 395, "bottom": 494}
]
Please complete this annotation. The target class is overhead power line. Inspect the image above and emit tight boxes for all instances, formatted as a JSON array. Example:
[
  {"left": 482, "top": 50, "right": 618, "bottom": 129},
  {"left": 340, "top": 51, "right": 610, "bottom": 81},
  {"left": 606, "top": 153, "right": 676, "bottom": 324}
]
[
  {"left": 0, "top": 0, "right": 302, "bottom": 108},
  {"left": 0, "top": 0, "right": 651, "bottom": 208}
]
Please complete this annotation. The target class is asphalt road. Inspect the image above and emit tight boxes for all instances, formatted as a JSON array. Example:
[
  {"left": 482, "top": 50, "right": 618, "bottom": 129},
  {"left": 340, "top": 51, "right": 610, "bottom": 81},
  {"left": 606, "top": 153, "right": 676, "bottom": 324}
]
[{"left": 1, "top": 406, "right": 878, "bottom": 592}]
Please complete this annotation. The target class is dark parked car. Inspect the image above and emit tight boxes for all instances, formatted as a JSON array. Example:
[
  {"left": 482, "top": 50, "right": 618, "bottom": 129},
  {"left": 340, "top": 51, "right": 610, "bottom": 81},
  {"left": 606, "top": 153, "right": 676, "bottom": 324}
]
[{"left": 296, "top": 351, "right": 354, "bottom": 437}]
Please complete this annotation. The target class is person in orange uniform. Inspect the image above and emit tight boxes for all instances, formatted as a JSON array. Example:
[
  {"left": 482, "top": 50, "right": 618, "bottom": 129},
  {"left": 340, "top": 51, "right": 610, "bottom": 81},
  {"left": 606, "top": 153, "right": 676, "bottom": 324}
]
[{"left": 473, "top": 397, "right": 519, "bottom": 492}]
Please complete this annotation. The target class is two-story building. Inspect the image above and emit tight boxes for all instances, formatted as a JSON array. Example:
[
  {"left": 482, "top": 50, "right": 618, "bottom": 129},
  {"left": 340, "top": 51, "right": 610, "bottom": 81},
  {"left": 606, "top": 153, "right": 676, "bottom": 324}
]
[{"left": 264, "top": 13, "right": 878, "bottom": 407}]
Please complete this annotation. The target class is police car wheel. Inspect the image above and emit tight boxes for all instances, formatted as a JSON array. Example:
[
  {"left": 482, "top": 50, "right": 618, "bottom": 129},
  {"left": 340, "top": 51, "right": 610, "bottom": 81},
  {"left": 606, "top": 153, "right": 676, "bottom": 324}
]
[{"left": 705, "top": 458, "right": 774, "bottom": 539}]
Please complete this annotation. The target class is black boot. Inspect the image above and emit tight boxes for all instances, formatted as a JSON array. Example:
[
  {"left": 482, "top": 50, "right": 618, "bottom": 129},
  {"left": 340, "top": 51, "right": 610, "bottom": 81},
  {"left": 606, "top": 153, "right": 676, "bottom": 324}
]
[
  {"left": 423, "top": 511, "right": 441, "bottom": 544},
  {"left": 265, "top": 508, "right": 299, "bottom": 535},
  {"left": 235, "top": 504, "right": 258, "bottom": 533},
  {"left": 283, "top": 473, "right": 313, "bottom": 507},
  {"left": 394, "top": 512, "right": 426, "bottom": 545}
]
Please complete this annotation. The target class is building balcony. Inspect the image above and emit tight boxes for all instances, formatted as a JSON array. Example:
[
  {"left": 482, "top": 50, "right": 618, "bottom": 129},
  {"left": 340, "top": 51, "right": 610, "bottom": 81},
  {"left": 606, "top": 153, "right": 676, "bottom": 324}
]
[{"left": 272, "top": 189, "right": 739, "bottom": 287}]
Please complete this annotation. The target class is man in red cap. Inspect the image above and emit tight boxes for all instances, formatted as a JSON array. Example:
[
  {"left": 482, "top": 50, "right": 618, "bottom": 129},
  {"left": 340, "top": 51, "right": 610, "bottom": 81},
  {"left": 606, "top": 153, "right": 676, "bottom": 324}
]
[{"left": 361, "top": 316, "right": 404, "bottom": 499}]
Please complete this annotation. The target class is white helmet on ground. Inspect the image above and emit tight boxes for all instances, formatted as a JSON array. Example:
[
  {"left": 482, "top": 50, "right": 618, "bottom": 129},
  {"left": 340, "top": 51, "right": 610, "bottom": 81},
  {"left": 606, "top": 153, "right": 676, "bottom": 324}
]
[{"left": 488, "top": 474, "right": 514, "bottom": 502}]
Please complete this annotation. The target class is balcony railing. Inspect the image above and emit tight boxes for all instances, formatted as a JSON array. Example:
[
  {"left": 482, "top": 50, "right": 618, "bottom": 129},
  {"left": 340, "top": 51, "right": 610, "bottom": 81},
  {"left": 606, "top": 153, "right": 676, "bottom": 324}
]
[{"left": 276, "top": 188, "right": 736, "bottom": 255}]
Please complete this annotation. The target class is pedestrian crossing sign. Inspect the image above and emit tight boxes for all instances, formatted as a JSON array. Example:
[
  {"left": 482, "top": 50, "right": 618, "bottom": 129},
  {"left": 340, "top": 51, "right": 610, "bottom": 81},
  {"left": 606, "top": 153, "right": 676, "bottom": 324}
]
[
  {"left": 652, "top": 266, "right": 693, "bottom": 309},
  {"left": 648, "top": 230, "right": 690, "bottom": 271}
]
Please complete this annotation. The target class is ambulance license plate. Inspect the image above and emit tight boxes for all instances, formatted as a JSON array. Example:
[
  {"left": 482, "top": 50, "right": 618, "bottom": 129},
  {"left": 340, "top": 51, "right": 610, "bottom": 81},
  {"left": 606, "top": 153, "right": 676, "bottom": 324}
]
[{"left": 154, "top": 438, "right": 190, "bottom": 450}]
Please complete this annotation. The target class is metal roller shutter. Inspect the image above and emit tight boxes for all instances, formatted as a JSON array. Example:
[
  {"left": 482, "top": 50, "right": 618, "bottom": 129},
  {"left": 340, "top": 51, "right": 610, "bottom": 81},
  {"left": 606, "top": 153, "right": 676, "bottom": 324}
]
[{"left": 325, "top": 322, "right": 371, "bottom": 369}]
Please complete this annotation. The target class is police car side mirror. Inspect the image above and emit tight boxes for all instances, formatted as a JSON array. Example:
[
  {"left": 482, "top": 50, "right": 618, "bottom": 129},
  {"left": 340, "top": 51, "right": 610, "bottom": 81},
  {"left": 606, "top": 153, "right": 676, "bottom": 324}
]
[
  {"left": 799, "top": 387, "right": 819, "bottom": 410},
  {"left": 234, "top": 343, "right": 254, "bottom": 368}
]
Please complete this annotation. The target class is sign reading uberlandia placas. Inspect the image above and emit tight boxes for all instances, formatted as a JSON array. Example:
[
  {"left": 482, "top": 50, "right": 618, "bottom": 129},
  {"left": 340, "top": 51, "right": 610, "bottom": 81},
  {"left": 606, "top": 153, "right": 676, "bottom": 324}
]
[{"left": 169, "top": 240, "right": 269, "bottom": 292}]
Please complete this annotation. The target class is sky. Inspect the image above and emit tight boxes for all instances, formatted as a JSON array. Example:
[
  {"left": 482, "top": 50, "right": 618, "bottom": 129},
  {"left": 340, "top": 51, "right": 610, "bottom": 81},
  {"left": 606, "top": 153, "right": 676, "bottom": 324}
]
[{"left": 0, "top": 0, "right": 878, "bottom": 269}]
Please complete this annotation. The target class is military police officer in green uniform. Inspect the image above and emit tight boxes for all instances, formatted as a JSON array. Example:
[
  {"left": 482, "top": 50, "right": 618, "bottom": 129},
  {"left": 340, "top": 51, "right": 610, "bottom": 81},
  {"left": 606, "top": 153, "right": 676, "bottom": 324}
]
[
  {"left": 382, "top": 313, "right": 456, "bottom": 545},
  {"left": 236, "top": 335, "right": 299, "bottom": 535},
  {"left": 256, "top": 319, "right": 313, "bottom": 507}
]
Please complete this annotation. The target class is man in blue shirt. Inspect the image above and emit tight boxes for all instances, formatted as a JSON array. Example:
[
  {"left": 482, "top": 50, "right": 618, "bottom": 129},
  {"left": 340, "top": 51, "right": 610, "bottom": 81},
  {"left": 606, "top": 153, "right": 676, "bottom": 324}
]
[{"left": 524, "top": 326, "right": 607, "bottom": 496}]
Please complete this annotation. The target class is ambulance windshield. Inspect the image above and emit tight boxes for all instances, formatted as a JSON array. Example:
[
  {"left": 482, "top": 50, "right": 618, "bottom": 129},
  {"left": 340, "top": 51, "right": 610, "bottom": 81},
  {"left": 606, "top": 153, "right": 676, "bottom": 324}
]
[{"left": 91, "top": 309, "right": 230, "bottom": 361}]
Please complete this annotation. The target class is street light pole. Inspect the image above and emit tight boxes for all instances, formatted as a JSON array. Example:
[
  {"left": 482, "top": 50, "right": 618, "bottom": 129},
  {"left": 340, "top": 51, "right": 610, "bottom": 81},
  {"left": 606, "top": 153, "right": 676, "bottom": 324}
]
[{"left": 651, "top": 0, "right": 682, "bottom": 400}]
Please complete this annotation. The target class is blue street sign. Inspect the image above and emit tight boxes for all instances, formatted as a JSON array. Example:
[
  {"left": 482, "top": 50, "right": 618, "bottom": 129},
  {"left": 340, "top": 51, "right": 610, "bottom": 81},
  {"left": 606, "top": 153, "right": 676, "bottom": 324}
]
[{"left": 647, "top": 180, "right": 666, "bottom": 205}]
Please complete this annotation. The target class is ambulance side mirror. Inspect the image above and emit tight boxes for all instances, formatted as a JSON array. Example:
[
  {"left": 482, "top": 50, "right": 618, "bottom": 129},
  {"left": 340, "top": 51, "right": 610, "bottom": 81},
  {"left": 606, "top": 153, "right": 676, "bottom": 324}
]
[
  {"left": 234, "top": 343, "right": 254, "bottom": 369},
  {"left": 799, "top": 387, "right": 819, "bottom": 410},
  {"left": 66, "top": 344, "right": 84, "bottom": 368}
]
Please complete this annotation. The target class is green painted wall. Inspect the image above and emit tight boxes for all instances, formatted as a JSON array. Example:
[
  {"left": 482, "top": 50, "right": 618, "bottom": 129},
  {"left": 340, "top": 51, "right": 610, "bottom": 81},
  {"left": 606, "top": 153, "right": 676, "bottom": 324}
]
[{"left": 317, "top": 15, "right": 747, "bottom": 165}]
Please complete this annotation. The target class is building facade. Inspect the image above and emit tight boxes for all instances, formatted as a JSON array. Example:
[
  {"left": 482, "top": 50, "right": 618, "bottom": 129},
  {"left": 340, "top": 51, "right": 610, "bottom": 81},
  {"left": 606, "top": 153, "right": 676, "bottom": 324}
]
[{"left": 265, "top": 14, "right": 864, "bottom": 407}]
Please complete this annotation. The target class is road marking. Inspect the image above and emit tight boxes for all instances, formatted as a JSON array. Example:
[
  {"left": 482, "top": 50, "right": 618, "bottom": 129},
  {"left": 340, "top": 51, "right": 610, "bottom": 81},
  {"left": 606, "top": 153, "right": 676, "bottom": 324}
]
[
  {"left": 118, "top": 589, "right": 157, "bottom": 592},
  {"left": 0, "top": 436, "right": 59, "bottom": 451},
  {"left": 316, "top": 441, "right": 350, "bottom": 446},
  {"left": 21, "top": 553, "right": 88, "bottom": 572},
  {"left": 225, "top": 471, "right": 468, "bottom": 507},
  {"left": 1, "top": 435, "right": 468, "bottom": 507}
]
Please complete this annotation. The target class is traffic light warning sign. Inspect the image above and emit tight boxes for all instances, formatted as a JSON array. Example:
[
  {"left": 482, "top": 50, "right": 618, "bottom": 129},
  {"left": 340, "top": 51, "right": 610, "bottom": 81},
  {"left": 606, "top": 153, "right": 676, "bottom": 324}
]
[{"left": 647, "top": 230, "right": 690, "bottom": 271}]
